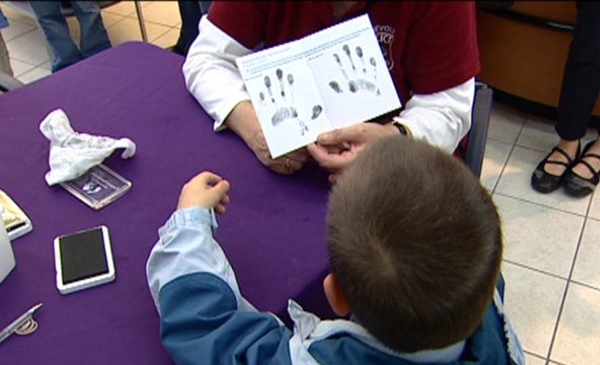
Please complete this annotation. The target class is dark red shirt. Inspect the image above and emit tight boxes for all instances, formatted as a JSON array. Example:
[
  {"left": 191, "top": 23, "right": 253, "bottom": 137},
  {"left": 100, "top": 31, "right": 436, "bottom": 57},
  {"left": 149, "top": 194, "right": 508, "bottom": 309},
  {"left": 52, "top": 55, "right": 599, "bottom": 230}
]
[{"left": 208, "top": 1, "right": 480, "bottom": 105}]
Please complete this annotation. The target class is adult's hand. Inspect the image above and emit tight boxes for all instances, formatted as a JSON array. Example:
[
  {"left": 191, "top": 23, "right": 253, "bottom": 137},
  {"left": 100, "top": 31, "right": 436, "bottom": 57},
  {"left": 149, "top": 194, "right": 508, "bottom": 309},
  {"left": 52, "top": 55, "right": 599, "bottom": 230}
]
[
  {"left": 225, "top": 101, "right": 309, "bottom": 174},
  {"left": 307, "top": 122, "right": 402, "bottom": 183}
]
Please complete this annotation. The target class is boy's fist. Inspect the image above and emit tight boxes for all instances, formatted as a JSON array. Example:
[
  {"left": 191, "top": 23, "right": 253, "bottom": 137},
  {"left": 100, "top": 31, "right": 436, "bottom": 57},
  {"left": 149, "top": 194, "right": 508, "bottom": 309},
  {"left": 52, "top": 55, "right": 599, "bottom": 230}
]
[{"left": 177, "top": 172, "right": 231, "bottom": 214}]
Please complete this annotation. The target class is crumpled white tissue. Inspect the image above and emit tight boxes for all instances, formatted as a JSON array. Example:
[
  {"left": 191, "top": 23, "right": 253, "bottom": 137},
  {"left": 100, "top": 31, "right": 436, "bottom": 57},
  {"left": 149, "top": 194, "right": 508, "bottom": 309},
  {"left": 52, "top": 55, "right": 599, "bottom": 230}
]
[{"left": 39, "top": 108, "right": 136, "bottom": 186}]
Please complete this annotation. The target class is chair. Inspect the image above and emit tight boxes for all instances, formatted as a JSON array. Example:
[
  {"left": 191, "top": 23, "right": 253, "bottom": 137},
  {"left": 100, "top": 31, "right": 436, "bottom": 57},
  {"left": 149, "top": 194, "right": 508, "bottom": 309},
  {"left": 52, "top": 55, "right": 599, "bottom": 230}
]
[
  {"left": 464, "top": 82, "right": 494, "bottom": 178},
  {"left": 0, "top": 71, "right": 24, "bottom": 93}
]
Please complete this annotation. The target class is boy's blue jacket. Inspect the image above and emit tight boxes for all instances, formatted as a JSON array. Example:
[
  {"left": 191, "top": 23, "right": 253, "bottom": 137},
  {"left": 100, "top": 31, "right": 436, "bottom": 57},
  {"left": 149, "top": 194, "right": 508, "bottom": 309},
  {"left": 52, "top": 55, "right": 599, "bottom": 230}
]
[{"left": 147, "top": 208, "right": 525, "bottom": 365}]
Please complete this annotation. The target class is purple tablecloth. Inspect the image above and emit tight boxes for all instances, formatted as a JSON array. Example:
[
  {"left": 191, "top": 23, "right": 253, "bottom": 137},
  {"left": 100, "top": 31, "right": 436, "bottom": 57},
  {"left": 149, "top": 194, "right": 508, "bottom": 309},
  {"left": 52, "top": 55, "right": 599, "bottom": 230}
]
[{"left": 0, "top": 42, "right": 334, "bottom": 364}]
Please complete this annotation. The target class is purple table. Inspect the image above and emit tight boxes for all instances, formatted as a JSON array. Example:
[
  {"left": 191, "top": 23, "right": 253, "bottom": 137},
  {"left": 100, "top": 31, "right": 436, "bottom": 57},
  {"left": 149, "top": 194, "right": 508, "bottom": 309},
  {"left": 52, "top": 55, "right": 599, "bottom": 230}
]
[{"left": 0, "top": 42, "right": 334, "bottom": 364}]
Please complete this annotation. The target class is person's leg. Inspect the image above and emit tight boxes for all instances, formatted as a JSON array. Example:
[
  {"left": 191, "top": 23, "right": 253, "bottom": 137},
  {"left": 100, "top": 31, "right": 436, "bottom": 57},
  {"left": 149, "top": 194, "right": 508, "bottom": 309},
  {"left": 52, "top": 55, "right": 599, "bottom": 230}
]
[
  {"left": 561, "top": 1, "right": 600, "bottom": 196},
  {"left": 183, "top": 1, "right": 211, "bottom": 54},
  {"left": 70, "top": 1, "right": 111, "bottom": 59},
  {"left": 0, "top": 32, "right": 13, "bottom": 77},
  {"left": 532, "top": 1, "right": 600, "bottom": 193},
  {"left": 199, "top": 1, "right": 212, "bottom": 15},
  {"left": 173, "top": 1, "right": 208, "bottom": 56},
  {"left": 29, "top": 1, "right": 81, "bottom": 72},
  {"left": 556, "top": 1, "right": 600, "bottom": 139},
  {"left": 172, "top": 0, "right": 192, "bottom": 55}
]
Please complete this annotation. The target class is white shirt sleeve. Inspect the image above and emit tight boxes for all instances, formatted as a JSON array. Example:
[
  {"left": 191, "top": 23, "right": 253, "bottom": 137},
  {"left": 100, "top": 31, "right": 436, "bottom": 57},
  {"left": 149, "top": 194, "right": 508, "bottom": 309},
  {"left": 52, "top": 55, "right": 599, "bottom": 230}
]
[
  {"left": 182, "top": 16, "right": 255, "bottom": 131},
  {"left": 398, "top": 78, "right": 475, "bottom": 153}
]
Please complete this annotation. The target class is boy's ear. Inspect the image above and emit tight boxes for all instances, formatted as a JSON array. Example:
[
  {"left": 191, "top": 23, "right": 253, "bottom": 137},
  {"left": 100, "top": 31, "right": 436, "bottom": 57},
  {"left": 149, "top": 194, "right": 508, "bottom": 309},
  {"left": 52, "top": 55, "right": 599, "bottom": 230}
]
[{"left": 323, "top": 273, "right": 351, "bottom": 316}]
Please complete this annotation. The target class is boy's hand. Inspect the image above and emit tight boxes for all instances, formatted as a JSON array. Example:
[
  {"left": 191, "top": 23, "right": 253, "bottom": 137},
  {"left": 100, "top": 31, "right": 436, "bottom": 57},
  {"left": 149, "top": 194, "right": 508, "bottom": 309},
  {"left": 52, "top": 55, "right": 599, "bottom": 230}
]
[{"left": 177, "top": 172, "right": 231, "bottom": 214}]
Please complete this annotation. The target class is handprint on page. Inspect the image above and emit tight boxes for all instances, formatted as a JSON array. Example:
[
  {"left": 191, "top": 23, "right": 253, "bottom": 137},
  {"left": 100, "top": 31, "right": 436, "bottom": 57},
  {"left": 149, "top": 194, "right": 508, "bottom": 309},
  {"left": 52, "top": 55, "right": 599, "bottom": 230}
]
[
  {"left": 257, "top": 68, "right": 323, "bottom": 136},
  {"left": 328, "top": 44, "right": 381, "bottom": 96}
]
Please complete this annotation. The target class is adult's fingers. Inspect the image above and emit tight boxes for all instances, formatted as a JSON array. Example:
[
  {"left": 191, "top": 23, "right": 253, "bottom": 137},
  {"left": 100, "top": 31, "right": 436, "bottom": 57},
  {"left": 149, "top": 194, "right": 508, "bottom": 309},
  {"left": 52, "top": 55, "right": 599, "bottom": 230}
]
[
  {"left": 287, "top": 148, "right": 310, "bottom": 164},
  {"left": 267, "top": 151, "right": 308, "bottom": 175},
  {"left": 307, "top": 143, "right": 352, "bottom": 171},
  {"left": 316, "top": 126, "right": 366, "bottom": 147},
  {"left": 279, "top": 156, "right": 300, "bottom": 175}
]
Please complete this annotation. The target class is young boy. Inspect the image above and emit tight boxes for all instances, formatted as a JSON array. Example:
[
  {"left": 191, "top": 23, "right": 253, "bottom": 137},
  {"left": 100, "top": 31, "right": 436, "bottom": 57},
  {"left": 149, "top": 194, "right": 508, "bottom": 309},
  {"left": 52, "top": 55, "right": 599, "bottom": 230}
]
[{"left": 146, "top": 136, "right": 525, "bottom": 364}]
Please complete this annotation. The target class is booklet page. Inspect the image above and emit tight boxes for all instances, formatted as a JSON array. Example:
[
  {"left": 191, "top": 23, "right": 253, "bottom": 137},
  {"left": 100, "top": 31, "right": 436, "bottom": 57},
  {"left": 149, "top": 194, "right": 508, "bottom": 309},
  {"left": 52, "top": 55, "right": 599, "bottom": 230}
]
[{"left": 237, "top": 14, "right": 401, "bottom": 158}]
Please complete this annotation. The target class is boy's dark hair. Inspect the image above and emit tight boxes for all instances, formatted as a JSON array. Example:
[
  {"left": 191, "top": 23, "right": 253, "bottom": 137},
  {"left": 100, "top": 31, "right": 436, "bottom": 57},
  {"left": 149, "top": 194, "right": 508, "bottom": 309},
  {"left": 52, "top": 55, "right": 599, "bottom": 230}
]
[{"left": 327, "top": 136, "right": 502, "bottom": 352}]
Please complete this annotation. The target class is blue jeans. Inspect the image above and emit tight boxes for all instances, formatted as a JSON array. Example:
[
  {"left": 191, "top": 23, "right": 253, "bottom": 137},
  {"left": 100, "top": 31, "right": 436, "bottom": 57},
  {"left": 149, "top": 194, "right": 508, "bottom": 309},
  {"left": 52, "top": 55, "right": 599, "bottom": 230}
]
[{"left": 29, "top": 1, "right": 112, "bottom": 72}]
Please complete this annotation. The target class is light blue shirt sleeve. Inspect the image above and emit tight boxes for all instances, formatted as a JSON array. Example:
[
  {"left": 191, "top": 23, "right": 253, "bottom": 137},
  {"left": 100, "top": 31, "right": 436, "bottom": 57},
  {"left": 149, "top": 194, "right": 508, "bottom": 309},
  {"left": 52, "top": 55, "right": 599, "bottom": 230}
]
[
  {"left": 146, "top": 207, "right": 293, "bottom": 365},
  {"left": 146, "top": 207, "right": 252, "bottom": 312}
]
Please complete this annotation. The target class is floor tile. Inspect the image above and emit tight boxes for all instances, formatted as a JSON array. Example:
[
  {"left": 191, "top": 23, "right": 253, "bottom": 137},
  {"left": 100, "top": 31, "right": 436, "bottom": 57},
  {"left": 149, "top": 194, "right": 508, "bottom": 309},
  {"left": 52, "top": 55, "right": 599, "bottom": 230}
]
[
  {"left": 480, "top": 139, "right": 512, "bottom": 192},
  {"left": 5, "top": 28, "right": 50, "bottom": 66},
  {"left": 106, "top": 16, "right": 171, "bottom": 46},
  {"left": 516, "top": 116, "right": 558, "bottom": 152},
  {"left": 495, "top": 146, "right": 591, "bottom": 216},
  {"left": 494, "top": 195, "right": 584, "bottom": 278},
  {"left": 0, "top": 17, "right": 36, "bottom": 42},
  {"left": 65, "top": 16, "right": 82, "bottom": 41},
  {"left": 551, "top": 283, "right": 600, "bottom": 365},
  {"left": 517, "top": 115, "right": 598, "bottom": 153},
  {"left": 151, "top": 27, "right": 180, "bottom": 50},
  {"left": 526, "top": 353, "right": 548, "bottom": 365},
  {"left": 502, "top": 262, "right": 566, "bottom": 358},
  {"left": 102, "top": 1, "right": 139, "bottom": 17},
  {"left": 38, "top": 60, "right": 51, "bottom": 71},
  {"left": 136, "top": 1, "right": 155, "bottom": 9},
  {"left": 139, "top": 1, "right": 181, "bottom": 27},
  {"left": 100, "top": 11, "right": 129, "bottom": 28},
  {"left": 571, "top": 218, "right": 600, "bottom": 290},
  {"left": 0, "top": 2, "right": 38, "bottom": 27},
  {"left": 488, "top": 103, "right": 526, "bottom": 145},
  {"left": 16, "top": 66, "right": 51, "bottom": 84},
  {"left": 589, "top": 193, "right": 600, "bottom": 220},
  {"left": 8, "top": 58, "right": 36, "bottom": 78}
]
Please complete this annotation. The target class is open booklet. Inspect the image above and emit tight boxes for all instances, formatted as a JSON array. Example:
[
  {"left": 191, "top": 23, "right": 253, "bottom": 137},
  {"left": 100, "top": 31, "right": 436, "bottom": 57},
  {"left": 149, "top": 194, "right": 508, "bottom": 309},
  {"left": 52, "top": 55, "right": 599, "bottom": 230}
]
[{"left": 236, "top": 14, "right": 402, "bottom": 158}]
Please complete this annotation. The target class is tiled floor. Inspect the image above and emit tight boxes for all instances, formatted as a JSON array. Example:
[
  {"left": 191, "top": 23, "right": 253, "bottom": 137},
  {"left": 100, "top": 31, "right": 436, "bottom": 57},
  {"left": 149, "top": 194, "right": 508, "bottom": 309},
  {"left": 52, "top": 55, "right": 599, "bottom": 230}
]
[
  {"left": 1, "top": 1, "right": 180, "bottom": 82},
  {"left": 2, "top": 2, "right": 599, "bottom": 364},
  {"left": 486, "top": 105, "right": 600, "bottom": 365}
]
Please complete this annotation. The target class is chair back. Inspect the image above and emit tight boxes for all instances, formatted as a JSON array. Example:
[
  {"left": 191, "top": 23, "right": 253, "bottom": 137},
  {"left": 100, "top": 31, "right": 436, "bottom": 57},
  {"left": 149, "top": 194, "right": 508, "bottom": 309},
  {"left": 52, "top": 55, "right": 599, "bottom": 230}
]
[{"left": 465, "top": 82, "right": 494, "bottom": 178}]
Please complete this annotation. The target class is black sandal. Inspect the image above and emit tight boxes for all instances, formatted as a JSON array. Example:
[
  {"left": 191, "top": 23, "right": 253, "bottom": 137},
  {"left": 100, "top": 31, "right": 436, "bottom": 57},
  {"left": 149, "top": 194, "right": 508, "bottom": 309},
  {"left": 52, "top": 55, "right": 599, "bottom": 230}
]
[
  {"left": 531, "top": 142, "right": 580, "bottom": 193},
  {"left": 563, "top": 141, "right": 600, "bottom": 197}
]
